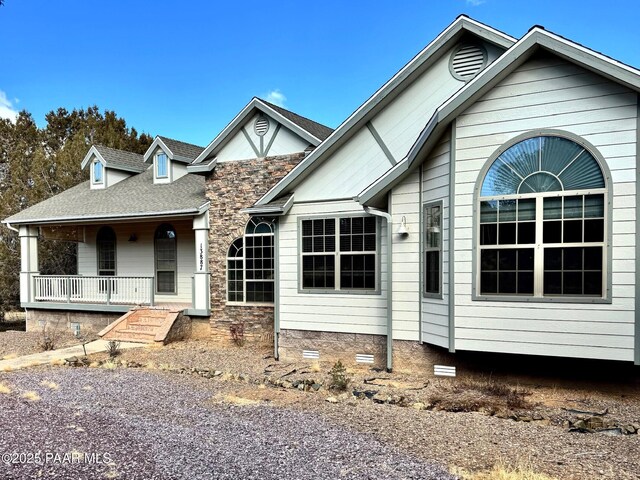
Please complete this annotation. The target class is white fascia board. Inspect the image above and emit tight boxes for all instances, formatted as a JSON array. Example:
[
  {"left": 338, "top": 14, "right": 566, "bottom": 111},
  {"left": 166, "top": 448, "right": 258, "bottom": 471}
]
[
  {"left": 192, "top": 98, "right": 322, "bottom": 165},
  {"left": 359, "top": 27, "right": 640, "bottom": 205},
  {"left": 80, "top": 146, "right": 105, "bottom": 170},
  {"left": 255, "top": 16, "right": 517, "bottom": 207},
  {"left": 4, "top": 208, "right": 205, "bottom": 226},
  {"left": 143, "top": 137, "right": 173, "bottom": 164},
  {"left": 187, "top": 158, "right": 218, "bottom": 174},
  {"left": 240, "top": 194, "right": 294, "bottom": 216}
]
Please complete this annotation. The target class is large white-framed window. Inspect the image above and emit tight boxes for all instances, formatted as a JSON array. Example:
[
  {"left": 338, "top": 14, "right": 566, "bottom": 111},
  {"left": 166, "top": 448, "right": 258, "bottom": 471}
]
[
  {"left": 424, "top": 202, "right": 443, "bottom": 297},
  {"left": 156, "top": 152, "right": 168, "bottom": 179},
  {"left": 300, "top": 216, "right": 378, "bottom": 292},
  {"left": 475, "top": 133, "right": 609, "bottom": 301},
  {"left": 226, "top": 218, "right": 275, "bottom": 304}
]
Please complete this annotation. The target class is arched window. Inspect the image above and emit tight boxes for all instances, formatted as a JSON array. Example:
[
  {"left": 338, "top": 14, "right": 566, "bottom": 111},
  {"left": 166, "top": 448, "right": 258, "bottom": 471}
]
[
  {"left": 155, "top": 223, "right": 177, "bottom": 294},
  {"left": 226, "top": 218, "right": 275, "bottom": 303},
  {"left": 97, "top": 226, "right": 116, "bottom": 276},
  {"left": 477, "top": 134, "right": 608, "bottom": 299}
]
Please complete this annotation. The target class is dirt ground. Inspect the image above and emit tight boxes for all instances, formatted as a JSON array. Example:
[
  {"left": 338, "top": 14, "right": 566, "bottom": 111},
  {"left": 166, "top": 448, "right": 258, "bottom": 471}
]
[
  {"left": 79, "top": 339, "right": 640, "bottom": 480},
  {"left": 0, "top": 331, "right": 638, "bottom": 479}
]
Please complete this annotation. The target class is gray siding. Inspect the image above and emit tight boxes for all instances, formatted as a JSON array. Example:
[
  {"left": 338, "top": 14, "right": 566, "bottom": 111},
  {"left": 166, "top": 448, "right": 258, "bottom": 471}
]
[
  {"left": 78, "top": 219, "right": 195, "bottom": 303},
  {"left": 421, "top": 133, "right": 451, "bottom": 348},
  {"left": 453, "top": 53, "right": 637, "bottom": 362},
  {"left": 278, "top": 200, "right": 388, "bottom": 335}
]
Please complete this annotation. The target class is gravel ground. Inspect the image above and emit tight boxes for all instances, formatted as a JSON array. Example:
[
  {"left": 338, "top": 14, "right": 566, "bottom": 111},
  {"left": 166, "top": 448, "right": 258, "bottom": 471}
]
[
  {"left": 0, "top": 331, "right": 90, "bottom": 360},
  {"left": 0, "top": 368, "right": 455, "bottom": 480}
]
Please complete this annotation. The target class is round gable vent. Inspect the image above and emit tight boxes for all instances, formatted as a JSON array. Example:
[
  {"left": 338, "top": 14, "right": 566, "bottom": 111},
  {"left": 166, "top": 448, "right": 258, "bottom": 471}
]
[
  {"left": 450, "top": 44, "right": 487, "bottom": 81},
  {"left": 254, "top": 116, "right": 270, "bottom": 136}
]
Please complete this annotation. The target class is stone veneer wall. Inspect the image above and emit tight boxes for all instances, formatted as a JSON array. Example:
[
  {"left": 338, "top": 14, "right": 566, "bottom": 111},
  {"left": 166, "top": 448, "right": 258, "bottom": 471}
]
[
  {"left": 206, "top": 153, "right": 304, "bottom": 345},
  {"left": 278, "top": 329, "right": 459, "bottom": 375},
  {"left": 26, "top": 309, "right": 122, "bottom": 335}
]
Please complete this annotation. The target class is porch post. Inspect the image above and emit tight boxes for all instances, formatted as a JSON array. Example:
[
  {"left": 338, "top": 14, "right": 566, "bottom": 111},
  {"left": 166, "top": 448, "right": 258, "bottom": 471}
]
[
  {"left": 19, "top": 225, "right": 39, "bottom": 304},
  {"left": 192, "top": 211, "right": 210, "bottom": 312}
]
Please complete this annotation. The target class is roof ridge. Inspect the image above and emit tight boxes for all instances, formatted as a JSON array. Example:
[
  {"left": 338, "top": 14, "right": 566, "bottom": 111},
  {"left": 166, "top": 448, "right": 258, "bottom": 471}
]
[
  {"left": 258, "top": 98, "right": 333, "bottom": 134},
  {"left": 157, "top": 135, "right": 205, "bottom": 149}
]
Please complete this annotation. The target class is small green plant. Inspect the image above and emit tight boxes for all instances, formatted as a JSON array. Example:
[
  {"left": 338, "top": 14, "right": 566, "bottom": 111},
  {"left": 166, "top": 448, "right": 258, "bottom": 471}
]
[
  {"left": 105, "top": 340, "right": 121, "bottom": 359},
  {"left": 329, "top": 360, "right": 350, "bottom": 391}
]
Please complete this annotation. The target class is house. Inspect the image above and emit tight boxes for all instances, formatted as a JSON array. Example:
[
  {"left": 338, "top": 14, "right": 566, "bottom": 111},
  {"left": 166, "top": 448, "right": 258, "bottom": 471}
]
[
  {"left": 249, "top": 16, "right": 640, "bottom": 369},
  {"left": 2, "top": 98, "right": 331, "bottom": 341},
  {"left": 4, "top": 15, "right": 639, "bottom": 370}
]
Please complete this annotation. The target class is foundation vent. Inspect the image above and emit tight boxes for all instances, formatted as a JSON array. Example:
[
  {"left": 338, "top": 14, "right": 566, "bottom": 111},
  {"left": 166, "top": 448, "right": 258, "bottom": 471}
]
[
  {"left": 355, "top": 353, "right": 375, "bottom": 364},
  {"left": 450, "top": 44, "right": 487, "bottom": 80},
  {"left": 302, "top": 350, "right": 320, "bottom": 360},
  {"left": 434, "top": 365, "right": 456, "bottom": 377}
]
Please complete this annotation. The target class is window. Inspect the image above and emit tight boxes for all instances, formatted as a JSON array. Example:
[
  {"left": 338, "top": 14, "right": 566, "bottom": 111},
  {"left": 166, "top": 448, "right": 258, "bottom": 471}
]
[
  {"left": 156, "top": 153, "right": 168, "bottom": 178},
  {"left": 301, "top": 216, "right": 377, "bottom": 291},
  {"left": 97, "top": 226, "right": 116, "bottom": 276},
  {"left": 424, "top": 202, "right": 442, "bottom": 296},
  {"left": 226, "top": 218, "right": 275, "bottom": 303},
  {"left": 155, "top": 224, "right": 177, "bottom": 294},
  {"left": 97, "top": 226, "right": 116, "bottom": 294},
  {"left": 477, "top": 135, "right": 607, "bottom": 299},
  {"left": 93, "top": 161, "right": 103, "bottom": 184}
]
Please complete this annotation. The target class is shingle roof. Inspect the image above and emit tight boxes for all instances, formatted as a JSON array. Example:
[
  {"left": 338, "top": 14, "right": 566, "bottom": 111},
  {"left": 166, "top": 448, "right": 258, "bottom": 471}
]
[
  {"left": 259, "top": 100, "right": 333, "bottom": 141},
  {"left": 157, "top": 136, "right": 205, "bottom": 161},
  {"left": 5, "top": 169, "right": 207, "bottom": 224},
  {"left": 94, "top": 145, "right": 146, "bottom": 173}
]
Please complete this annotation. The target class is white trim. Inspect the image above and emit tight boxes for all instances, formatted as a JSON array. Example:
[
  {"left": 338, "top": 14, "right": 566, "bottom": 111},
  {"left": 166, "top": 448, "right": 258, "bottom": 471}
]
[
  {"left": 192, "top": 98, "right": 324, "bottom": 165},
  {"left": 256, "top": 16, "right": 516, "bottom": 206}
]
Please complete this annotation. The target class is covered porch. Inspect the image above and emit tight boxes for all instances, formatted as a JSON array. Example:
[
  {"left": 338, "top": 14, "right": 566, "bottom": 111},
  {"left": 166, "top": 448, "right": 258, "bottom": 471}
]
[{"left": 17, "top": 214, "right": 210, "bottom": 316}]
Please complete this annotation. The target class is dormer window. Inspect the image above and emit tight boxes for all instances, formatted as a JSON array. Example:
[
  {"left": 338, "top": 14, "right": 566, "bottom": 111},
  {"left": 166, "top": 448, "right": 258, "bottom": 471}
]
[
  {"left": 93, "top": 161, "right": 103, "bottom": 184},
  {"left": 156, "top": 153, "right": 168, "bottom": 179}
]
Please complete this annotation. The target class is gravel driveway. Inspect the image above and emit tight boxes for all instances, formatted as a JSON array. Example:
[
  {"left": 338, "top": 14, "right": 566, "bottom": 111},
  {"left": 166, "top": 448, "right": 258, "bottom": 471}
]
[{"left": 0, "top": 368, "right": 455, "bottom": 480}]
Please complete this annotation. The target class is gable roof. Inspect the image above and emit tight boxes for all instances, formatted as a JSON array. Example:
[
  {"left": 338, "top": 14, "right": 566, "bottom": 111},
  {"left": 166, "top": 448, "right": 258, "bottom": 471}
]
[
  {"left": 259, "top": 100, "right": 333, "bottom": 141},
  {"left": 357, "top": 26, "right": 640, "bottom": 205},
  {"left": 189, "top": 97, "right": 333, "bottom": 170},
  {"left": 143, "top": 136, "right": 205, "bottom": 164},
  {"left": 254, "top": 15, "right": 517, "bottom": 206},
  {"left": 80, "top": 145, "right": 147, "bottom": 174},
  {"left": 4, "top": 168, "right": 208, "bottom": 225}
]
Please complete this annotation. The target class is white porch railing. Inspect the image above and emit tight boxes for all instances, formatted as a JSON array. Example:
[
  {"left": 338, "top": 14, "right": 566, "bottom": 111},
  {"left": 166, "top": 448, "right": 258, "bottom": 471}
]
[{"left": 33, "top": 275, "right": 154, "bottom": 306}]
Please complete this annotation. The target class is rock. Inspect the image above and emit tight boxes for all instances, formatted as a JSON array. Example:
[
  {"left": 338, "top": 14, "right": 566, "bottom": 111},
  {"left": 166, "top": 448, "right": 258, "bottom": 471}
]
[
  {"left": 585, "top": 416, "right": 605, "bottom": 430},
  {"left": 297, "top": 383, "right": 305, "bottom": 391},
  {"left": 519, "top": 416, "right": 532, "bottom": 423},
  {"left": 326, "top": 397, "right": 338, "bottom": 404},
  {"left": 213, "top": 371, "right": 223, "bottom": 377},
  {"left": 600, "top": 428, "right": 623, "bottom": 436},
  {"left": 65, "top": 356, "right": 78, "bottom": 364},
  {"left": 311, "top": 383, "right": 322, "bottom": 392},
  {"left": 532, "top": 412, "right": 544, "bottom": 421},
  {"left": 281, "top": 381, "right": 293, "bottom": 389},
  {"left": 572, "top": 419, "right": 588, "bottom": 431},
  {"left": 411, "top": 402, "right": 426, "bottom": 411},
  {"left": 352, "top": 389, "right": 378, "bottom": 399}
]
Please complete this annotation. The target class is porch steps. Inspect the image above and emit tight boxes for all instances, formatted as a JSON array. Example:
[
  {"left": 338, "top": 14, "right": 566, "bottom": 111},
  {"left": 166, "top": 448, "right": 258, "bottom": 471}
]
[{"left": 98, "top": 307, "right": 182, "bottom": 344}]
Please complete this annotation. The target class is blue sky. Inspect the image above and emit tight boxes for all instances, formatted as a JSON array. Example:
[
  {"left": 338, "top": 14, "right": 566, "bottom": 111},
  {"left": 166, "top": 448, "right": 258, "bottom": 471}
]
[{"left": 1, "top": 0, "right": 639, "bottom": 147}]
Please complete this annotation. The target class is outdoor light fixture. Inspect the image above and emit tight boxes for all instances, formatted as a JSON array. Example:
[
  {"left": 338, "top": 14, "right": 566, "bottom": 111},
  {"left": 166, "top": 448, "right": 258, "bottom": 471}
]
[
  {"left": 396, "top": 216, "right": 409, "bottom": 237},
  {"left": 128, "top": 234, "right": 138, "bottom": 242}
]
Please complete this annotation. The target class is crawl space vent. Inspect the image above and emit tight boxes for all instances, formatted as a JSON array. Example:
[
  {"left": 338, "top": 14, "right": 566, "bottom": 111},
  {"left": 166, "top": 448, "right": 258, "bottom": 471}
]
[
  {"left": 254, "top": 116, "right": 270, "bottom": 136},
  {"left": 302, "top": 350, "right": 320, "bottom": 360},
  {"left": 355, "top": 354, "right": 375, "bottom": 364},
  {"left": 450, "top": 44, "right": 487, "bottom": 80},
  {"left": 434, "top": 365, "right": 456, "bottom": 377}
]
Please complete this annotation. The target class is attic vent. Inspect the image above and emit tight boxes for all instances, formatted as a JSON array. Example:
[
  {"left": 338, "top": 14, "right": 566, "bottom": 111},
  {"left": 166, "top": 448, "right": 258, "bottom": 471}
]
[
  {"left": 450, "top": 44, "right": 487, "bottom": 81},
  {"left": 254, "top": 116, "right": 270, "bottom": 136}
]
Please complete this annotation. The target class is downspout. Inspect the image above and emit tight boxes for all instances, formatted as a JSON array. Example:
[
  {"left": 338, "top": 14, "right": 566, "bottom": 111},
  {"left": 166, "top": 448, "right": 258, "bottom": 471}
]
[
  {"left": 4, "top": 221, "right": 19, "bottom": 233},
  {"left": 274, "top": 219, "right": 280, "bottom": 360},
  {"left": 364, "top": 204, "right": 393, "bottom": 373}
]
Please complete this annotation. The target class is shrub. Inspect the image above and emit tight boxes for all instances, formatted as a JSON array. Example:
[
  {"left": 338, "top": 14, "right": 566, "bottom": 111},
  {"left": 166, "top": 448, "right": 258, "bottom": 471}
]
[
  {"left": 105, "top": 340, "right": 121, "bottom": 359},
  {"left": 229, "top": 322, "right": 245, "bottom": 347},
  {"left": 39, "top": 320, "right": 61, "bottom": 351},
  {"left": 328, "top": 360, "right": 350, "bottom": 391}
]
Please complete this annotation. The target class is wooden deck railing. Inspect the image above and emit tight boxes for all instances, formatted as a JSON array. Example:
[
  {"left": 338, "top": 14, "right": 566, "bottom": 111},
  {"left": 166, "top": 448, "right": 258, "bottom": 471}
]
[{"left": 33, "top": 275, "right": 155, "bottom": 306}]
